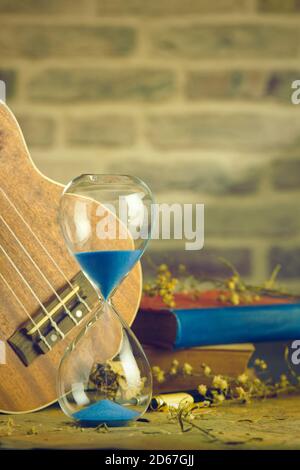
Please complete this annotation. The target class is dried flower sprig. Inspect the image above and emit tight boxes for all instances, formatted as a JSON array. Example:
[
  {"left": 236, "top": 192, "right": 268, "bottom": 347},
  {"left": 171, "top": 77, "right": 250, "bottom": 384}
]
[
  {"left": 215, "top": 259, "right": 287, "bottom": 306},
  {"left": 143, "top": 258, "right": 298, "bottom": 307},
  {"left": 143, "top": 264, "right": 178, "bottom": 307},
  {"left": 152, "top": 357, "right": 299, "bottom": 413},
  {"left": 89, "top": 361, "right": 145, "bottom": 401},
  {"left": 168, "top": 401, "right": 216, "bottom": 440},
  {"left": 152, "top": 360, "right": 195, "bottom": 385}
]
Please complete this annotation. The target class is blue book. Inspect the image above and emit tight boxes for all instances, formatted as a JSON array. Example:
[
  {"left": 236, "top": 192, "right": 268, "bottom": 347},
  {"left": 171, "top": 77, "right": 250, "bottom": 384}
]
[{"left": 133, "top": 302, "right": 300, "bottom": 349}]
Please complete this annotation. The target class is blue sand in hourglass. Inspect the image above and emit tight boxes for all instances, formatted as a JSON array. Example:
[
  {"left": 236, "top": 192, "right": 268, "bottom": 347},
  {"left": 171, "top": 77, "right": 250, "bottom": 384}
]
[
  {"left": 73, "top": 399, "right": 139, "bottom": 427},
  {"left": 73, "top": 249, "right": 142, "bottom": 426},
  {"left": 75, "top": 250, "right": 142, "bottom": 300}
]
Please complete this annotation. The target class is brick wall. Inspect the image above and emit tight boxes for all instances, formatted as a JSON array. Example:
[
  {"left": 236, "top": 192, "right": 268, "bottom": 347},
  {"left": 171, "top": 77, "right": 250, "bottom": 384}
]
[{"left": 1, "top": 0, "right": 300, "bottom": 285}]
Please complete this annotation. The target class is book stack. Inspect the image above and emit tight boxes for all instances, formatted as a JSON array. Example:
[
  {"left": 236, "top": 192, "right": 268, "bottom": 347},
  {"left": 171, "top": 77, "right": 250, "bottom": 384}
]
[{"left": 132, "top": 291, "right": 299, "bottom": 393}]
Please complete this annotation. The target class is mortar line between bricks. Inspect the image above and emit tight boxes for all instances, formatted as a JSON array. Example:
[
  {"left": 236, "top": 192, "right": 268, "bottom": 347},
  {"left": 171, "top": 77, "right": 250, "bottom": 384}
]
[
  {"left": 3, "top": 58, "right": 300, "bottom": 68},
  {"left": 252, "top": 244, "right": 269, "bottom": 280},
  {"left": 134, "top": 108, "right": 148, "bottom": 149},
  {"left": 203, "top": 236, "right": 300, "bottom": 244},
  {"left": 150, "top": 193, "right": 300, "bottom": 205},
  {"left": 87, "top": 0, "right": 97, "bottom": 17},
  {"left": 27, "top": 151, "right": 277, "bottom": 168},
  {"left": 12, "top": 101, "right": 300, "bottom": 114},
  {"left": 53, "top": 113, "right": 66, "bottom": 149},
  {"left": 204, "top": 239, "right": 294, "bottom": 248},
  {"left": 22, "top": 146, "right": 281, "bottom": 161},
  {"left": 137, "top": 15, "right": 300, "bottom": 26},
  {"left": 147, "top": 240, "right": 300, "bottom": 252},
  {"left": 146, "top": 240, "right": 256, "bottom": 251},
  {"left": 15, "top": 65, "right": 33, "bottom": 106},
  {"left": 1, "top": 15, "right": 300, "bottom": 26},
  {"left": 248, "top": 0, "right": 258, "bottom": 14},
  {"left": 0, "top": 16, "right": 141, "bottom": 27}
]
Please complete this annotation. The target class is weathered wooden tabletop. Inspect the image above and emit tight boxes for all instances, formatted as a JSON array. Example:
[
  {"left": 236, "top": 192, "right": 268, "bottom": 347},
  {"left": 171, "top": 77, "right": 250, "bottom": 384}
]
[{"left": 1, "top": 395, "right": 300, "bottom": 450}]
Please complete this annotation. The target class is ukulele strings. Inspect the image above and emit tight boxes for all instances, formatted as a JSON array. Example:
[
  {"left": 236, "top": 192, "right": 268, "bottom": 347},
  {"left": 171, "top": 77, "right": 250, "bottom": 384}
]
[
  {"left": 0, "top": 187, "right": 91, "bottom": 312},
  {"left": 0, "top": 271, "right": 51, "bottom": 350},
  {"left": 0, "top": 214, "right": 79, "bottom": 326},
  {"left": 0, "top": 243, "right": 65, "bottom": 340}
]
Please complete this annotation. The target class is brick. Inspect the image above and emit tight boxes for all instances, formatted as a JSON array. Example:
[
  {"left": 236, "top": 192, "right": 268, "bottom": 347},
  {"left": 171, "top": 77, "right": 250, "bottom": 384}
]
[
  {"left": 0, "top": 0, "right": 91, "bottom": 15},
  {"left": 146, "top": 113, "right": 300, "bottom": 151},
  {"left": 206, "top": 204, "right": 300, "bottom": 238},
  {"left": 108, "top": 158, "right": 260, "bottom": 195},
  {"left": 271, "top": 158, "right": 300, "bottom": 190},
  {"left": 143, "top": 247, "right": 252, "bottom": 278},
  {"left": 28, "top": 68, "right": 175, "bottom": 102},
  {"left": 0, "top": 69, "right": 16, "bottom": 100},
  {"left": 150, "top": 24, "right": 299, "bottom": 59},
  {"left": 66, "top": 115, "right": 136, "bottom": 147},
  {"left": 269, "top": 247, "right": 300, "bottom": 280},
  {"left": 0, "top": 25, "right": 135, "bottom": 59},
  {"left": 258, "top": 0, "right": 300, "bottom": 13},
  {"left": 186, "top": 69, "right": 300, "bottom": 102},
  {"left": 16, "top": 115, "right": 56, "bottom": 147},
  {"left": 96, "top": 0, "right": 248, "bottom": 16}
]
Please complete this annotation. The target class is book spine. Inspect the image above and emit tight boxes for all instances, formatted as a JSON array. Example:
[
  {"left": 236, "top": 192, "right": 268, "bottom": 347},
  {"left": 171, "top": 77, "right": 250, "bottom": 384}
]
[{"left": 173, "top": 303, "right": 300, "bottom": 349}]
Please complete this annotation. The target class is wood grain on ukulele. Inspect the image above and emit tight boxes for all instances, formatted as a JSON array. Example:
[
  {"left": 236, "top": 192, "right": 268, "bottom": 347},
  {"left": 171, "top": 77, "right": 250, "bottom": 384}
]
[{"left": 0, "top": 102, "right": 142, "bottom": 413}]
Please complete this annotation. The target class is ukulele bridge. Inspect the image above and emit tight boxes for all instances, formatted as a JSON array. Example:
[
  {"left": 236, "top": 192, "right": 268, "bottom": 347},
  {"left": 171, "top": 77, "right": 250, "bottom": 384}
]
[{"left": 8, "top": 272, "right": 98, "bottom": 366}]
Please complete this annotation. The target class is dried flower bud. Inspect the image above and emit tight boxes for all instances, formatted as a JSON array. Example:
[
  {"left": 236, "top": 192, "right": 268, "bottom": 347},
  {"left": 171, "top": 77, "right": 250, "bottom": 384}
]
[
  {"left": 230, "top": 292, "right": 240, "bottom": 305},
  {"left": 237, "top": 373, "right": 248, "bottom": 385},
  {"left": 169, "top": 367, "right": 178, "bottom": 376},
  {"left": 197, "top": 384, "right": 207, "bottom": 396},
  {"left": 183, "top": 363, "right": 193, "bottom": 375},
  {"left": 213, "top": 375, "right": 228, "bottom": 391},
  {"left": 203, "top": 365, "right": 211, "bottom": 377},
  {"left": 236, "top": 386, "right": 247, "bottom": 399},
  {"left": 214, "top": 393, "right": 225, "bottom": 403}
]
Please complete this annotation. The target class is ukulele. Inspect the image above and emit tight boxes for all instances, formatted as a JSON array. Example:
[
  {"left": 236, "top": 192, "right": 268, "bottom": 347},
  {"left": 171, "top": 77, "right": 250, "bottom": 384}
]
[{"left": 0, "top": 102, "right": 142, "bottom": 413}]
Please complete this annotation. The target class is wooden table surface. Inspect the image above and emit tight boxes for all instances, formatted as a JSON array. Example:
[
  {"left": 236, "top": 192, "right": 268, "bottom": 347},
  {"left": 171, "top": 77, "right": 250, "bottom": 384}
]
[{"left": 1, "top": 395, "right": 300, "bottom": 450}]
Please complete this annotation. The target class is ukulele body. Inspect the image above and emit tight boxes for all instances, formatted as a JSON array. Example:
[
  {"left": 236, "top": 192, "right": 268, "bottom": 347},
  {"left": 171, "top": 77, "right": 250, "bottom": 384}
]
[{"left": 0, "top": 102, "right": 142, "bottom": 413}]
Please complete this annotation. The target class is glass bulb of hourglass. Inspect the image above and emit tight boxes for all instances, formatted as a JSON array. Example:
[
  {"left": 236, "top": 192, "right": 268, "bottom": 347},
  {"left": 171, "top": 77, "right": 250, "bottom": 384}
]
[
  {"left": 58, "top": 302, "right": 152, "bottom": 426},
  {"left": 75, "top": 250, "right": 142, "bottom": 301},
  {"left": 57, "top": 174, "right": 154, "bottom": 426}
]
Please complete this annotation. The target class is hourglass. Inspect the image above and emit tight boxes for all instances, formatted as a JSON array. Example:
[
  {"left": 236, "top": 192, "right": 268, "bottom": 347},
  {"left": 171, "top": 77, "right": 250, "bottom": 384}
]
[{"left": 57, "top": 174, "right": 153, "bottom": 426}]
